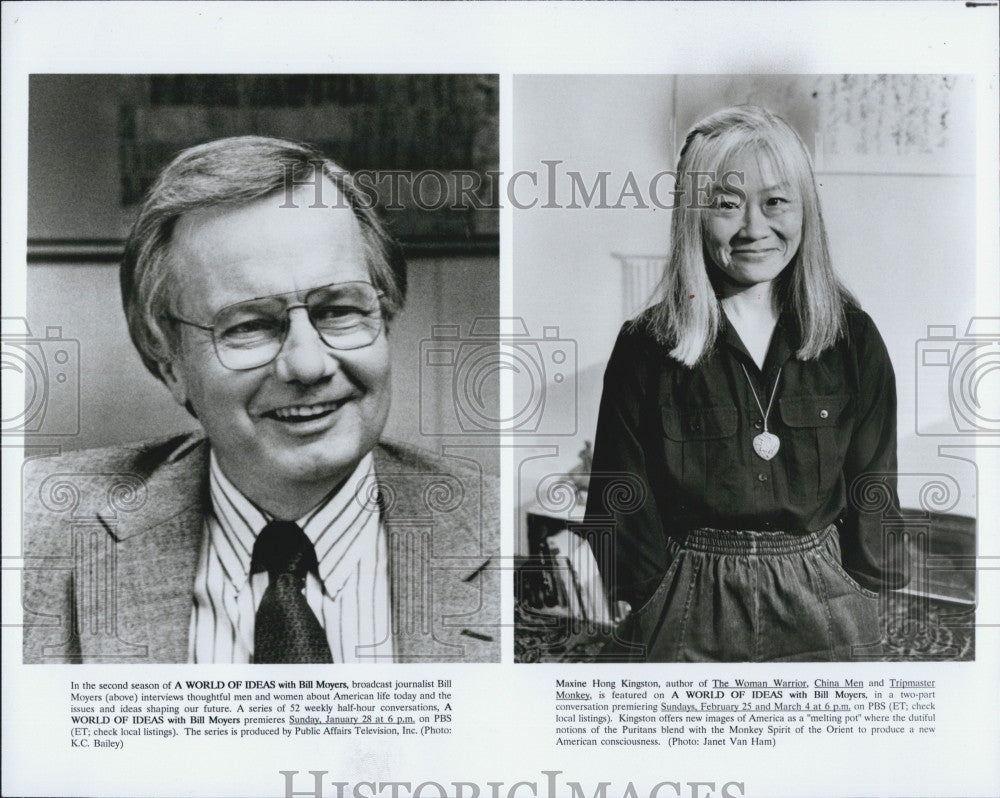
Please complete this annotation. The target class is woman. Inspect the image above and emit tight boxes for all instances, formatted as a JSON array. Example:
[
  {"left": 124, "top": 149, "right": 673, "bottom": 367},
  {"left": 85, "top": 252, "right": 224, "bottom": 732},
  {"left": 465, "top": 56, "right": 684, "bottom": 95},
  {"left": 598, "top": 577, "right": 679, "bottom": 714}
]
[{"left": 585, "top": 105, "right": 904, "bottom": 662}]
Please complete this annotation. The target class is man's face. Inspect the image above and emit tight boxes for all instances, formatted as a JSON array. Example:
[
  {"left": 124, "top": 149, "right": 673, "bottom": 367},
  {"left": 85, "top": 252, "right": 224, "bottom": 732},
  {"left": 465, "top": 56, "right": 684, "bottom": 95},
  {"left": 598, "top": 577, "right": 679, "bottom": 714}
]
[{"left": 161, "top": 182, "right": 391, "bottom": 512}]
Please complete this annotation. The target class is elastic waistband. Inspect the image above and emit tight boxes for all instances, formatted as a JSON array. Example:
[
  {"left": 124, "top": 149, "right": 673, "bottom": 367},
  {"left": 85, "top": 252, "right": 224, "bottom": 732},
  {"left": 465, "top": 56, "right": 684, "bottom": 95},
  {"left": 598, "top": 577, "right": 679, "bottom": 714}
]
[{"left": 678, "top": 523, "right": 837, "bottom": 555}]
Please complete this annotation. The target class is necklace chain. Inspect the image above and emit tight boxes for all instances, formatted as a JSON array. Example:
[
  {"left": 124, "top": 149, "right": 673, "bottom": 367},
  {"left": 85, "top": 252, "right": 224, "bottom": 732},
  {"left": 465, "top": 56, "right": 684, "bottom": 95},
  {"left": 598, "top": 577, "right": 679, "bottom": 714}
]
[{"left": 741, "top": 364, "right": 782, "bottom": 434}]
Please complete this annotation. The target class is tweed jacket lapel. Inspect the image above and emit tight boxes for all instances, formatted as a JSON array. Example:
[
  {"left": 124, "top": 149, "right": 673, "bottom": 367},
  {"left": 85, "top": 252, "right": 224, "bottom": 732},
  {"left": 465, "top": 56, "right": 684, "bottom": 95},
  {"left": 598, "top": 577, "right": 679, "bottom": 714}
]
[{"left": 82, "top": 437, "right": 208, "bottom": 663}]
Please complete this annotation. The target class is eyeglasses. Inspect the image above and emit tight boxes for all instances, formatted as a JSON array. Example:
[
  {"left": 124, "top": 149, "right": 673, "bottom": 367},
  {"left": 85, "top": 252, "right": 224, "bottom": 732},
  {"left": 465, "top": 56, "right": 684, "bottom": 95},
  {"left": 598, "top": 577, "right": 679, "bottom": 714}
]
[{"left": 166, "top": 281, "right": 384, "bottom": 371}]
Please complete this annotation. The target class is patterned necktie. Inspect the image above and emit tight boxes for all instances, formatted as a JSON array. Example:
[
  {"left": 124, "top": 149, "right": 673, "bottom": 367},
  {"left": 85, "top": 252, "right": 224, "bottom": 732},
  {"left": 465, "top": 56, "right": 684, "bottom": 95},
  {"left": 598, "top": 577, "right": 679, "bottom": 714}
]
[{"left": 250, "top": 520, "right": 333, "bottom": 664}]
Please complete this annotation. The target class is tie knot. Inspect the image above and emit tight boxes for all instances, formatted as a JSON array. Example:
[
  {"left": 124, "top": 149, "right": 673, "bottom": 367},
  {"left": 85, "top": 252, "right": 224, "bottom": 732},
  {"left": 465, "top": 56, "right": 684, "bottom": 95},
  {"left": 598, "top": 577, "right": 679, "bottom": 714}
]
[{"left": 250, "top": 520, "right": 319, "bottom": 582}]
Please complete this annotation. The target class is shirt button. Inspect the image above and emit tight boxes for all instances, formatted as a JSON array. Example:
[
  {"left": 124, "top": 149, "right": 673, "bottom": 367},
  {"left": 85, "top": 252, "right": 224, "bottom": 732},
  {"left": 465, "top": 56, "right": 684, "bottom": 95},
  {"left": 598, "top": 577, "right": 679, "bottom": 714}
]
[
  {"left": 819, "top": 409, "right": 829, "bottom": 419},
  {"left": 753, "top": 419, "right": 764, "bottom": 430},
  {"left": 757, "top": 473, "right": 768, "bottom": 482}
]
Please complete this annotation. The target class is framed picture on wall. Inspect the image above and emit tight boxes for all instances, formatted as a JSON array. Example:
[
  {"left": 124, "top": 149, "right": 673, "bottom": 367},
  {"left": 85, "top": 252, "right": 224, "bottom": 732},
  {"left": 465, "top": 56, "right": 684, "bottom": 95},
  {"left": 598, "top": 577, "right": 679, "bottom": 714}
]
[
  {"left": 28, "top": 74, "right": 499, "bottom": 263},
  {"left": 672, "top": 74, "right": 975, "bottom": 175}
]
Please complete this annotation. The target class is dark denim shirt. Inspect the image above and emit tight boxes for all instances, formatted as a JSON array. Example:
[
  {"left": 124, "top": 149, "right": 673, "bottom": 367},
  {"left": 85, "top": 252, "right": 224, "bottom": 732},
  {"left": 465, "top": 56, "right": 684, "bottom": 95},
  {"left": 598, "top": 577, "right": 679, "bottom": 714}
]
[{"left": 585, "top": 304, "right": 899, "bottom": 609}]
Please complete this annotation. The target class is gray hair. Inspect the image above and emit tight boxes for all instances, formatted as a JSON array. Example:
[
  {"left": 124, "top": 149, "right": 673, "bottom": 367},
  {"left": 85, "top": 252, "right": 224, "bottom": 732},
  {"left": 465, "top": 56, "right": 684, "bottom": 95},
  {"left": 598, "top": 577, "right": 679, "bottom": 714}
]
[{"left": 120, "top": 135, "right": 406, "bottom": 380}]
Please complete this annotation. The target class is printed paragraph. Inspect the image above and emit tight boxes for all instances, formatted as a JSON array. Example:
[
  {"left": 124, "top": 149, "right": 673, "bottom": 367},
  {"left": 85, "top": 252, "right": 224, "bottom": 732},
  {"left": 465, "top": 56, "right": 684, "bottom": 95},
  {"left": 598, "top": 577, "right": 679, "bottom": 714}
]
[
  {"left": 67, "top": 678, "right": 456, "bottom": 749},
  {"left": 553, "top": 677, "right": 937, "bottom": 747}
]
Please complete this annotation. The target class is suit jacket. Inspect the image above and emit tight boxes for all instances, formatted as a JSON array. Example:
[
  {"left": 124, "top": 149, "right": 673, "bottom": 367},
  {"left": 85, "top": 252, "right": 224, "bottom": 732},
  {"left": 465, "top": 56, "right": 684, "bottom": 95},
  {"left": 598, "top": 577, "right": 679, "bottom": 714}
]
[{"left": 22, "top": 433, "right": 499, "bottom": 663}]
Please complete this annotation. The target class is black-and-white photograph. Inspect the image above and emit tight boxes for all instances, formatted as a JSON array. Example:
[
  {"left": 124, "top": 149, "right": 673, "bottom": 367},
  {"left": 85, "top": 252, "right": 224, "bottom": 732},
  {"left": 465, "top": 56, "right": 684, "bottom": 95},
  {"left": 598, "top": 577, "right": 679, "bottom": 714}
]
[
  {"left": 513, "top": 74, "right": 979, "bottom": 664},
  {"left": 3, "top": 5, "right": 997, "bottom": 798},
  {"left": 16, "top": 74, "right": 500, "bottom": 664}
]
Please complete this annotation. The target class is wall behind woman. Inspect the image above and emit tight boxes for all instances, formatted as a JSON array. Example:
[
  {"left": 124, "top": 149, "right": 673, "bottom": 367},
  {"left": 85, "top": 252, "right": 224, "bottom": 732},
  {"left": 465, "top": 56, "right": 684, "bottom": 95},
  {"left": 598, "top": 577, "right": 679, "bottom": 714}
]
[
  {"left": 512, "top": 74, "right": 978, "bottom": 549},
  {"left": 512, "top": 76, "right": 676, "bottom": 550}
]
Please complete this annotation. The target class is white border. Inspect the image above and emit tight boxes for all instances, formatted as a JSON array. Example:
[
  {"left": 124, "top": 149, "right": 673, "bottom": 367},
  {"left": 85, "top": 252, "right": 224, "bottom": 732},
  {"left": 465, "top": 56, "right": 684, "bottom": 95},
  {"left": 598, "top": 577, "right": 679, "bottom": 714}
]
[{"left": 3, "top": 3, "right": 998, "bottom": 798}]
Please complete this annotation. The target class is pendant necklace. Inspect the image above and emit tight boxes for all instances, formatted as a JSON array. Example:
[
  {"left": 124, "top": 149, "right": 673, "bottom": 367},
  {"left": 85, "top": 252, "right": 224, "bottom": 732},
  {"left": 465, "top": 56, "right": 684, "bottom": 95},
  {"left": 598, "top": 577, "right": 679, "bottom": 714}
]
[{"left": 741, "top": 363, "right": 782, "bottom": 461}]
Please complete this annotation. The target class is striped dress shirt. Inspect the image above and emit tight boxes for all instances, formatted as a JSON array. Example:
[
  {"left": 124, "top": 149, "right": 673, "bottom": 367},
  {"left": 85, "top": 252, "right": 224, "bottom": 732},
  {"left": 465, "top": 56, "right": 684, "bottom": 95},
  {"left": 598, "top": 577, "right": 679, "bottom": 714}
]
[{"left": 188, "top": 451, "right": 394, "bottom": 663}]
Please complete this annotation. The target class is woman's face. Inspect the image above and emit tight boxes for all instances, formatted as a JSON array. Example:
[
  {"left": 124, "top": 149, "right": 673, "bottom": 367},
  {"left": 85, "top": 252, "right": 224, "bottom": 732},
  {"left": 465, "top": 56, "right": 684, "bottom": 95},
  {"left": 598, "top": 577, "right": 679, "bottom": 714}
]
[{"left": 702, "top": 156, "right": 804, "bottom": 293}]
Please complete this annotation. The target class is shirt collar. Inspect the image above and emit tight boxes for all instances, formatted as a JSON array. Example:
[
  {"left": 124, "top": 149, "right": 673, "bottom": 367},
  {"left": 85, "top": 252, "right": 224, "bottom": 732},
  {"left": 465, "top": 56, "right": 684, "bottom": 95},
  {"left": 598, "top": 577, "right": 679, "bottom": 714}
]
[
  {"left": 207, "top": 451, "right": 378, "bottom": 586},
  {"left": 718, "top": 307, "right": 798, "bottom": 377}
]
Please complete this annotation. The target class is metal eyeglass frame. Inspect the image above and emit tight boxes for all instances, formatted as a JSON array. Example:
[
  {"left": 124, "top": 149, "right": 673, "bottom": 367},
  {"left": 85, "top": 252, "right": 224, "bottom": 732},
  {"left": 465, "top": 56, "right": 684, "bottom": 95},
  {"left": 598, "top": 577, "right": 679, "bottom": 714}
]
[{"left": 164, "top": 280, "right": 384, "bottom": 371}]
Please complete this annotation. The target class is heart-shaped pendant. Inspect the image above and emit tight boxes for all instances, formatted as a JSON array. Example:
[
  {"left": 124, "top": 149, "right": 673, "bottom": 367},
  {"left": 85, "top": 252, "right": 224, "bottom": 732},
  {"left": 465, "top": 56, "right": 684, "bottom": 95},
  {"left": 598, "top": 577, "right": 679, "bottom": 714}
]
[{"left": 753, "top": 431, "right": 780, "bottom": 461}]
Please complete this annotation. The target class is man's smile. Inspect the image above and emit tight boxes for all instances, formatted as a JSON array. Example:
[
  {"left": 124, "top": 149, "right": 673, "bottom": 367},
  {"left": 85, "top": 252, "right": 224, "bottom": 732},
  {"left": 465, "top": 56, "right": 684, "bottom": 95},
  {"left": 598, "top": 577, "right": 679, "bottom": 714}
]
[{"left": 261, "top": 398, "right": 351, "bottom": 423}]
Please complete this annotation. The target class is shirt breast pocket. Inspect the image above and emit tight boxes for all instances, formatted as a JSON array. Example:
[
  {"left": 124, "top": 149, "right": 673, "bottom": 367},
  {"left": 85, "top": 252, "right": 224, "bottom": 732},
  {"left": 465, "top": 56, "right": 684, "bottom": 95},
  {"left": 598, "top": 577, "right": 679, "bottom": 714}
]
[
  {"left": 777, "top": 394, "right": 849, "bottom": 505},
  {"left": 661, "top": 404, "right": 738, "bottom": 498}
]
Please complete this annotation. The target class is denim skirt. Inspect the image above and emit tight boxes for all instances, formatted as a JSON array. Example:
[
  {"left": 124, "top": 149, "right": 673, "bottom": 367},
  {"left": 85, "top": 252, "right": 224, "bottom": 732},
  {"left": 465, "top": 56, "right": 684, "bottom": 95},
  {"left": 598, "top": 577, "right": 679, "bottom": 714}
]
[{"left": 609, "top": 524, "right": 883, "bottom": 662}]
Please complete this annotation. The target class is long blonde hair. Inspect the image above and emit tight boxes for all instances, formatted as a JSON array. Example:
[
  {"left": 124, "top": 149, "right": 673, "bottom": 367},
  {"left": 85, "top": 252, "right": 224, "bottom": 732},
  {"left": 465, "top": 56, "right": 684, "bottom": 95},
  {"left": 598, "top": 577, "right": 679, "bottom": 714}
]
[{"left": 645, "top": 105, "right": 850, "bottom": 366}]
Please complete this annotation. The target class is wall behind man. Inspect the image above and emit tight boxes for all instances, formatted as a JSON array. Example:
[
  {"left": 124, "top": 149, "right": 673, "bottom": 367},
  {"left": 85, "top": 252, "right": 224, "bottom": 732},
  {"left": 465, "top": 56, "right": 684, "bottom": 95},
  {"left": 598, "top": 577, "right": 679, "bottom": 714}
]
[{"left": 512, "top": 74, "right": 978, "bottom": 550}]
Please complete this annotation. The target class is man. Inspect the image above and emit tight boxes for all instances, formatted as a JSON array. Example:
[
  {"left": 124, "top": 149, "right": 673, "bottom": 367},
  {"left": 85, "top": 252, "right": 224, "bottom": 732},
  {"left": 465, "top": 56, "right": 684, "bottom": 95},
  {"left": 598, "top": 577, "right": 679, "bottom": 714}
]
[{"left": 22, "top": 136, "right": 498, "bottom": 663}]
